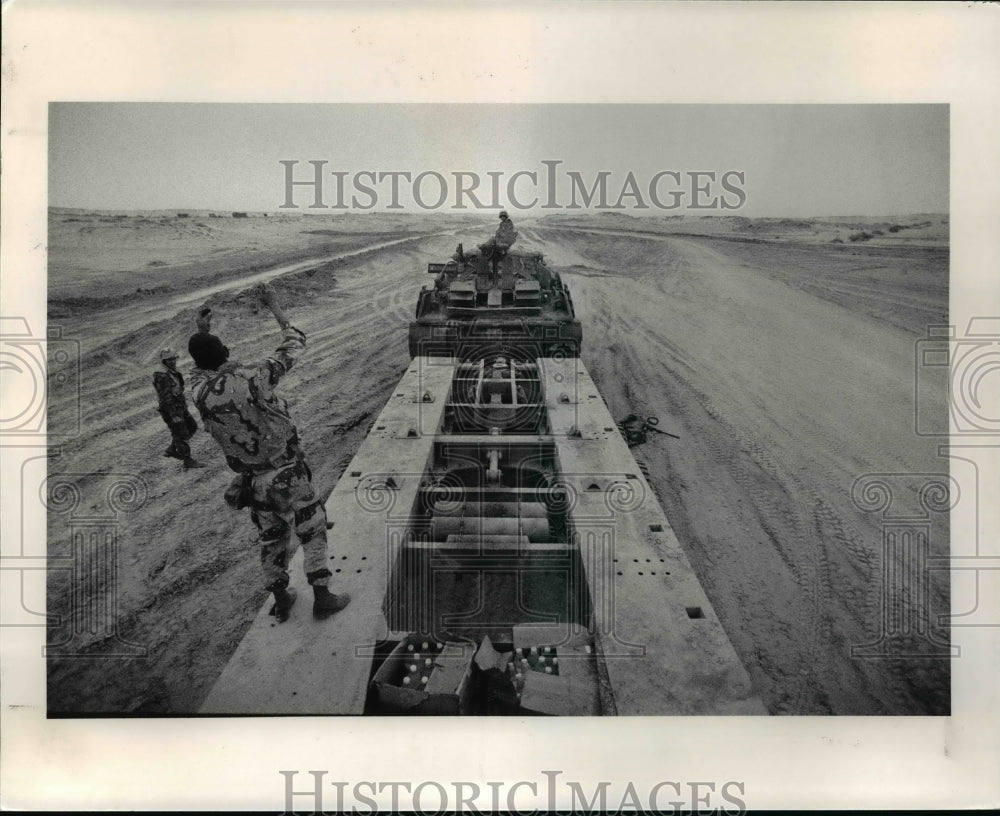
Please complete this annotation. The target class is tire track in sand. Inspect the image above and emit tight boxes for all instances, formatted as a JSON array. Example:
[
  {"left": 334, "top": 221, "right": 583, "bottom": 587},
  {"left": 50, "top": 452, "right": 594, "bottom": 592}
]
[{"left": 536, "top": 224, "right": 947, "bottom": 714}]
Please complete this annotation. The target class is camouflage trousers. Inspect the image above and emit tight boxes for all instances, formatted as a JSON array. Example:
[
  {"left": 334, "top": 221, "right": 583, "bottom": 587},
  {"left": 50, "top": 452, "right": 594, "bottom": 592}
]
[
  {"left": 249, "top": 458, "right": 332, "bottom": 591},
  {"left": 161, "top": 411, "right": 196, "bottom": 461}
]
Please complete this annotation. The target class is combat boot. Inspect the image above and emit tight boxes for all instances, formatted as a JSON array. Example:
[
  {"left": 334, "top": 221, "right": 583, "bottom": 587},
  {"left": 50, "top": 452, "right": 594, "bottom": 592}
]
[
  {"left": 312, "top": 585, "right": 351, "bottom": 619},
  {"left": 270, "top": 587, "right": 297, "bottom": 623}
]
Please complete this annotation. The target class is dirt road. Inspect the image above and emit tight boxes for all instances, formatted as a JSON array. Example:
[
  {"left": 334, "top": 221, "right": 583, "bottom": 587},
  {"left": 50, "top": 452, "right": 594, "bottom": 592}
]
[
  {"left": 46, "top": 215, "right": 949, "bottom": 715},
  {"left": 526, "top": 225, "right": 949, "bottom": 714}
]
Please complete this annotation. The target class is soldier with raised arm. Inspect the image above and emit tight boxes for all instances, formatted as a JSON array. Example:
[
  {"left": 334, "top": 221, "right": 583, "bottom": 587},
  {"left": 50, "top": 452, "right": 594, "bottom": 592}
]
[{"left": 187, "top": 283, "right": 350, "bottom": 623}]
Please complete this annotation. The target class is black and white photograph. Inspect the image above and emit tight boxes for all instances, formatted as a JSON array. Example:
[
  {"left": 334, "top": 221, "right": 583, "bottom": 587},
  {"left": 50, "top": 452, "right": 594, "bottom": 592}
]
[
  {"left": 2, "top": 3, "right": 998, "bottom": 812},
  {"left": 42, "top": 102, "right": 951, "bottom": 719}
]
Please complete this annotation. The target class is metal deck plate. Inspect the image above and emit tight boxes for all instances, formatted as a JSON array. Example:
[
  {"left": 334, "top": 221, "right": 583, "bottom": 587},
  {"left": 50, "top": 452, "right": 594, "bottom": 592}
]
[{"left": 540, "top": 357, "right": 766, "bottom": 715}]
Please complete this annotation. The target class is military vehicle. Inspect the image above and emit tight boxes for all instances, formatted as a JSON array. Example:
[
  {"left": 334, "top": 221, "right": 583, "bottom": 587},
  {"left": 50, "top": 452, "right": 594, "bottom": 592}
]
[
  {"left": 203, "top": 240, "right": 763, "bottom": 716},
  {"left": 409, "top": 245, "right": 582, "bottom": 360}
]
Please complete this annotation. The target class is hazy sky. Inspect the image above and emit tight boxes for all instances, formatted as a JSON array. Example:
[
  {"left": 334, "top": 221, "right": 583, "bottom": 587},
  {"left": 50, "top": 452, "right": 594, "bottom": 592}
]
[{"left": 49, "top": 104, "right": 948, "bottom": 216}]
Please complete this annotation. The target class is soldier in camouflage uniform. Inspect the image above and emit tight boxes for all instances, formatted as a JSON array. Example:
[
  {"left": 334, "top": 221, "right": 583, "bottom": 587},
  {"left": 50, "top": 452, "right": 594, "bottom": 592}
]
[
  {"left": 153, "top": 348, "right": 205, "bottom": 469},
  {"left": 187, "top": 283, "right": 350, "bottom": 623},
  {"left": 478, "top": 210, "right": 518, "bottom": 254}
]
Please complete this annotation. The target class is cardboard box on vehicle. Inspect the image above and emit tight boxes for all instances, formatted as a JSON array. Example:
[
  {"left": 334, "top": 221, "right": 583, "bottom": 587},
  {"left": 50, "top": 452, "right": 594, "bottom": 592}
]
[{"left": 370, "top": 635, "right": 475, "bottom": 715}]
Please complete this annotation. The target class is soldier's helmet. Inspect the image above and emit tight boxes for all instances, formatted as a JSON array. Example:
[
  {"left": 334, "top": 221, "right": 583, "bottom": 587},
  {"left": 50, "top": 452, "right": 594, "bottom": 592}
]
[
  {"left": 160, "top": 347, "right": 178, "bottom": 361},
  {"left": 499, "top": 210, "right": 508, "bottom": 219}
]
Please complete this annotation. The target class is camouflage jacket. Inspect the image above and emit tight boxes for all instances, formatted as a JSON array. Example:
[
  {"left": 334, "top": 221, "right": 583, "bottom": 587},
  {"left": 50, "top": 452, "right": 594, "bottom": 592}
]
[
  {"left": 189, "top": 326, "right": 308, "bottom": 474},
  {"left": 153, "top": 366, "right": 188, "bottom": 423},
  {"left": 495, "top": 219, "right": 517, "bottom": 248}
]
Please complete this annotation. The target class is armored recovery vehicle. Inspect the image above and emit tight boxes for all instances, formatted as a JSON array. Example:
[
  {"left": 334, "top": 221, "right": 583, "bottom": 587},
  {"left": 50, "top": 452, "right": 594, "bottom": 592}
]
[
  {"left": 202, "top": 239, "right": 763, "bottom": 717},
  {"left": 409, "top": 245, "right": 582, "bottom": 360}
]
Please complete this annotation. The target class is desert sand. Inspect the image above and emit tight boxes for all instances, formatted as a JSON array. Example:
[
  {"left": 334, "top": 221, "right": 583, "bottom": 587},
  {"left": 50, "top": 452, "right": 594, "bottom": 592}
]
[{"left": 45, "top": 209, "right": 949, "bottom": 715}]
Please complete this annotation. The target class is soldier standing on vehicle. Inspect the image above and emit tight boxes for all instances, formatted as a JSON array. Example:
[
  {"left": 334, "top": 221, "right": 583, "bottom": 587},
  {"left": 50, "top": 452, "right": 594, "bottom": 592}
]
[
  {"left": 153, "top": 348, "right": 205, "bottom": 470},
  {"left": 494, "top": 210, "right": 517, "bottom": 250},
  {"left": 479, "top": 210, "right": 518, "bottom": 255},
  {"left": 187, "top": 283, "right": 350, "bottom": 623}
]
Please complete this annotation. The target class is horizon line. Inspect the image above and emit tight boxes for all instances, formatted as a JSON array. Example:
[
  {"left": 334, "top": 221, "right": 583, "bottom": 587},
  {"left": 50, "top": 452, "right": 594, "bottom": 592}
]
[{"left": 48, "top": 206, "right": 950, "bottom": 220}]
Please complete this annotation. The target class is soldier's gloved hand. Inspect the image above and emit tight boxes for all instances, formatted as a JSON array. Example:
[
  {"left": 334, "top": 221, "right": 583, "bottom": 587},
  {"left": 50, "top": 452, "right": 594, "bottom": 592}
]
[
  {"left": 196, "top": 307, "right": 212, "bottom": 333},
  {"left": 257, "top": 282, "right": 278, "bottom": 307}
]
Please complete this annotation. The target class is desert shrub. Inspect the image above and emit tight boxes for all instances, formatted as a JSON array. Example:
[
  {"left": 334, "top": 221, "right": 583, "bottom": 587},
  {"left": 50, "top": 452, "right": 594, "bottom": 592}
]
[
  {"left": 848, "top": 231, "right": 873, "bottom": 242},
  {"left": 830, "top": 237, "right": 843, "bottom": 244},
  {"left": 888, "top": 225, "right": 902, "bottom": 233},
  {"left": 232, "top": 212, "right": 248, "bottom": 218}
]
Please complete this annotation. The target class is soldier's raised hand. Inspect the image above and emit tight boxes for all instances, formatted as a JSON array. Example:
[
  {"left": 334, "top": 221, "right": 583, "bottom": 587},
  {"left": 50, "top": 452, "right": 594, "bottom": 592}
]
[
  {"left": 257, "top": 282, "right": 278, "bottom": 307},
  {"left": 196, "top": 306, "right": 213, "bottom": 333},
  {"left": 257, "top": 281, "right": 291, "bottom": 329}
]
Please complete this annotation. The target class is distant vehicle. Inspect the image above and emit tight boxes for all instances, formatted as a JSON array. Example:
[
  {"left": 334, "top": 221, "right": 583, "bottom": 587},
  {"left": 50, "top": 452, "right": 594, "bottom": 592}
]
[{"left": 409, "top": 245, "right": 582, "bottom": 361}]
